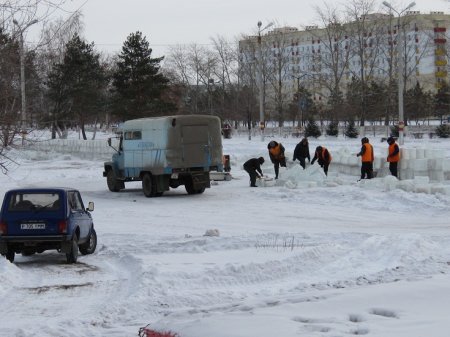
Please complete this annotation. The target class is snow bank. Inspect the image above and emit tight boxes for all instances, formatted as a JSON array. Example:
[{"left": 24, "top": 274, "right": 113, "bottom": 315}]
[
  {"left": 24, "top": 139, "right": 450, "bottom": 196},
  {"left": 328, "top": 145, "right": 450, "bottom": 183},
  {"left": 259, "top": 155, "right": 450, "bottom": 196},
  {"left": 28, "top": 139, "right": 117, "bottom": 160}
]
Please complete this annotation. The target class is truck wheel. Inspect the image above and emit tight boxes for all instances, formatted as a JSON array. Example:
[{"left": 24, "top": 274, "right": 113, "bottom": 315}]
[
  {"left": 185, "top": 179, "right": 195, "bottom": 194},
  {"left": 66, "top": 236, "right": 79, "bottom": 264},
  {"left": 142, "top": 173, "right": 156, "bottom": 197},
  {"left": 185, "top": 180, "right": 205, "bottom": 194},
  {"left": 79, "top": 228, "right": 97, "bottom": 255},
  {"left": 5, "top": 251, "right": 14, "bottom": 263},
  {"left": 107, "top": 170, "right": 123, "bottom": 192}
]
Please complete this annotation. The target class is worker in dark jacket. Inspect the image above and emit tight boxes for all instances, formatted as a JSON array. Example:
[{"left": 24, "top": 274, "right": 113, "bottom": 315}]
[
  {"left": 356, "top": 137, "right": 374, "bottom": 179},
  {"left": 311, "top": 146, "right": 332, "bottom": 175},
  {"left": 243, "top": 157, "right": 265, "bottom": 187},
  {"left": 267, "top": 140, "right": 286, "bottom": 179},
  {"left": 293, "top": 137, "right": 310, "bottom": 169},
  {"left": 386, "top": 136, "right": 400, "bottom": 177}
]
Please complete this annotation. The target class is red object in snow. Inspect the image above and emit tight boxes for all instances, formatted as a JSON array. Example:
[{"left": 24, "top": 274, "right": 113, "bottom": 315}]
[{"left": 138, "top": 325, "right": 179, "bottom": 337}]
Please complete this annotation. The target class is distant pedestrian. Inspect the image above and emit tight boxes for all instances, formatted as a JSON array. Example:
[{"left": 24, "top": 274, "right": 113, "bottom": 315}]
[
  {"left": 311, "top": 146, "right": 332, "bottom": 176},
  {"left": 386, "top": 137, "right": 400, "bottom": 178},
  {"left": 243, "top": 157, "right": 265, "bottom": 187},
  {"left": 267, "top": 140, "right": 286, "bottom": 179},
  {"left": 356, "top": 137, "right": 374, "bottom": 179},
  {"left": 293, "top": 137, "right": 310, "bottom": 169}
]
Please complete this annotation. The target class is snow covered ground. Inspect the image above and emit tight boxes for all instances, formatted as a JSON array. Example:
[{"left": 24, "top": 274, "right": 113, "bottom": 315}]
[{"left": 1, "top": 132, "right": 450, "bottom": 337}]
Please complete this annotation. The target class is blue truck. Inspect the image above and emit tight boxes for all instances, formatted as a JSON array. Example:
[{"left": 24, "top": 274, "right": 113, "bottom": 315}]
[
  {"left": 0, "top": 188, "right": 97, "bottom": 263},
  {"left": 103, "top": 115, "right": 224, "bottom": 197}
]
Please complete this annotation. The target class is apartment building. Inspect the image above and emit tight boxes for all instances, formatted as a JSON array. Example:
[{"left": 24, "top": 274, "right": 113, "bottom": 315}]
[{"left": 239, "top": 11, "right": 450, "bottom": 105}]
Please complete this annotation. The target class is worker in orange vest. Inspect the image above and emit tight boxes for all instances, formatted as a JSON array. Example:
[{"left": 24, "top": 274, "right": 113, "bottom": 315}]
[
  {"left": 267, "top": 140, "right": 286, "bottom": 179},
  {"left": 386, "top": 137, "right": 400, "bottom": 178},
  {"left": 311, "top": 145, "right": 332, "bottom": 176},
  {"left": 356, "top": 137, "right": 374, "bottom": 179}
]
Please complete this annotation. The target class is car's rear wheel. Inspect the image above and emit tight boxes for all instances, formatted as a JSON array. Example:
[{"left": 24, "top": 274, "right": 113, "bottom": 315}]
[
  {"left": 5, "top": 251, "right": 14, "bottom": 263},
  {"left": 66, "top": 236, "right": 78, "bottom": 263},
  {"left": 79, "top": 228, "right": 97, "bottom": 255}
]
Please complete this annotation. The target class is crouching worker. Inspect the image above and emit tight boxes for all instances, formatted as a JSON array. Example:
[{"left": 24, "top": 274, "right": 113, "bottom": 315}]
[
  {"left": 293, "top": 137, "right": 310, "bottom": 169},
  {"left": 311, "top": 146, "right": 332, "bottom": 176},
  {"left": 243, "top": 157, "right": 265, "bottom": 187}
]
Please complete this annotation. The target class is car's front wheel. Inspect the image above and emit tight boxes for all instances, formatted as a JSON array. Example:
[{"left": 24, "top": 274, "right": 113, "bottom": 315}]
[
  {"left": 79, "top": 228, "right": 97, "bottom": 255},
  {"left": 66, "top": 236, "right": 79, "bottom": 263}
]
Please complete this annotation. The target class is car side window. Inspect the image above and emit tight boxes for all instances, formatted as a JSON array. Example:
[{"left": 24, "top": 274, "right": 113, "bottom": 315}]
[{"left": 68, "top": 192, "right": 84, "bottom": 212}]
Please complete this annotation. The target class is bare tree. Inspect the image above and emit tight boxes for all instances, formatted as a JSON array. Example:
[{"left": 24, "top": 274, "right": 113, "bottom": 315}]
[
  {"left": 266, "top": 30, "right": 292, "bottom": 127},
  {"left": 1, "top": 0, "right": 81, "bottom": 133},
  {"left": 210, "top": 35, "right": 239, "bottom": 121},
  {"left": 310, "top": 2, "right": 351, "bottom": 121},
  {"left": 38, "top": 12, "right": 83, "bottom": 137},
  {"left": 238, "top": 34, "right": 259, "bottom": 129},
  {"left": 165, "top": 44, "right": 192, "bottom": 86},
  {"left": 345, "top": 0, "right": 385, "bottom": 125}
]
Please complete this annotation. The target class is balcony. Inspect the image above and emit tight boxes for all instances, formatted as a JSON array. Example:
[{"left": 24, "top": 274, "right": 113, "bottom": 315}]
[
  {"left": 435, "top": 60, "right": 447, "bottom": 66},
  {"left": 435, "top": 70, "right": 447, "bottom": 78}
]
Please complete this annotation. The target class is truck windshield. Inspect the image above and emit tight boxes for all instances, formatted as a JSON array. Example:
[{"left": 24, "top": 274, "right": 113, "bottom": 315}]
[{"left": 8, "top": 193, "right": 61, "bottom": 212}]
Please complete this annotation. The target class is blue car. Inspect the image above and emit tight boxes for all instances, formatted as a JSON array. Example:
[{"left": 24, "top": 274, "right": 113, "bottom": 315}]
[{"left": 0, "top": 188, "right": 97, "bottom": 263}]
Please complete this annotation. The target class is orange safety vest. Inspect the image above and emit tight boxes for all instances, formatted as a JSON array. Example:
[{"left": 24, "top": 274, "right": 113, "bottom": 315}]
[
  {"left": 269, "top": 144, "right": 284, "bottom": 159},
  {"left": 320, "top": 147, "right": 332, "bottom": 163},
  {"left": 387, "top": 143, "right": 400, "bottom": 162},
  {"left": 361, "top": 143, "right": 374, "bottom": 162}
]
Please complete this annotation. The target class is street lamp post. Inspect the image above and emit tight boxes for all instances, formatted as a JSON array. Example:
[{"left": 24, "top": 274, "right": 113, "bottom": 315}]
[
  {"left": 207, "top": 78, "right": 215, "bottom": 115},
  {"left": 257, "top": 20, "right": 273, "bottom": 141},
  {"left": 13, "top": 19, "right": 38, "bottom": 132},
  {"left": 382, "top": 1, "right": 416, "bottom": 146}
]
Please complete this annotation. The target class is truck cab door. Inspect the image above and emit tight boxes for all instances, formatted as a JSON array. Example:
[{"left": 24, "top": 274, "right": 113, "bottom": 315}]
[{"left": 123, "top": 130, "right": 143, "bottom": 177}]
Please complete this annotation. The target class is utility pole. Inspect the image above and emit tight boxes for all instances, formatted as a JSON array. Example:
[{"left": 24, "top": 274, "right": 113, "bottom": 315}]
[
  {"left": 382, "top": 1, "right": 416, "bottom": 145},
  {"left": 257, "top": 21, "right": 273, "bottom": 141},
  {"left": 13, "top": 19, "right": 38, "bottom": 135}
]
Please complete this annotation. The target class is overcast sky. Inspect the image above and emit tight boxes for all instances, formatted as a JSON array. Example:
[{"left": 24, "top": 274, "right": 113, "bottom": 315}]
[{"left": 61, "top": 0, "right": 450, "bottom": 57}]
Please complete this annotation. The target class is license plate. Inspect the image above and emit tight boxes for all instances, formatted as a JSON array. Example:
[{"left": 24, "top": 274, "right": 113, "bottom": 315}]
[{"left": 21, "top": 223, "right": 46, "bottom": 230}]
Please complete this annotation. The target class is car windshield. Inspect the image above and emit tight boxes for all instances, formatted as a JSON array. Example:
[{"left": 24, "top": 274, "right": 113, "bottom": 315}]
[{"left": 8, "top": 192, "right": 61, "bottom": 212}]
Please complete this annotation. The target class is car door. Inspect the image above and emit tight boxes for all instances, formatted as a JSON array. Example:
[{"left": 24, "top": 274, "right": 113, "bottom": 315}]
[{"left": 68, "top": 191, "right": 91, "bottom": 241}]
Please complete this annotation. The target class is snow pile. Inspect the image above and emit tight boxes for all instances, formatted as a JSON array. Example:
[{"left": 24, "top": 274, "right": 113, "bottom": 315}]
[
  {"left": 357, "top": 175, "right": 450, "bottom": 195},
  {"left": 204, "top": 229, "right": 220, "bottom": 237},
  {"left": 277, "top": 164, "right": 330, "bottom": 188},
  {"left": 0, "top": 260, "right": 22, "bottom": 296}
]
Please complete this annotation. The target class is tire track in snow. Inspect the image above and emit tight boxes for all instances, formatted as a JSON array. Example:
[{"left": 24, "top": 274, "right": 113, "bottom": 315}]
[{"left": 114, "top": 232, "right": 450, "bottom": 317}]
